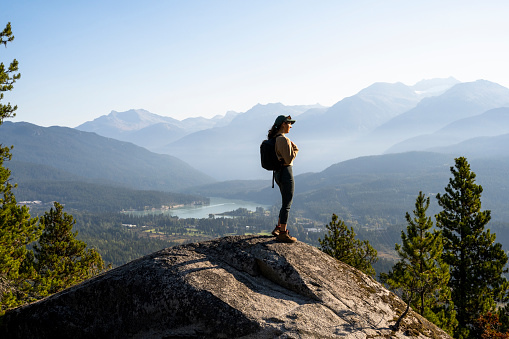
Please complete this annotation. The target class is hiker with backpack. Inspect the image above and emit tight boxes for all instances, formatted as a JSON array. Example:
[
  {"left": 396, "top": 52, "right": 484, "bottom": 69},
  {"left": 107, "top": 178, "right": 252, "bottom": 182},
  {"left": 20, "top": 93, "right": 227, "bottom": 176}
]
[{"left": 263, "top": 115, "right": 299, "bottom": 243}]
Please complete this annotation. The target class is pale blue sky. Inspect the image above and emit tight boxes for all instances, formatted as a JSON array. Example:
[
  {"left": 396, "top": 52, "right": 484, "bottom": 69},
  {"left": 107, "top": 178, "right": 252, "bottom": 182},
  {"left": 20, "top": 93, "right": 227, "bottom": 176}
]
[{"left": 2, "top": 0, "right": 509, "bottom": 127}]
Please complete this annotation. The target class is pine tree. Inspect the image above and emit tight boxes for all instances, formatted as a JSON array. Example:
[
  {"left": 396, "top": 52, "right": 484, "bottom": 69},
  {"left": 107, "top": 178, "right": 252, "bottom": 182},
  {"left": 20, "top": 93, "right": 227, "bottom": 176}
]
[
  {"left": 33, "top": 202, "right": 106, "bottom": 297},
  {"left": 0, "top": 155, "right": 41, "bottom": 311},
  {"left": 319, "top": 214, "right": 378, "bottom": 277},
  {"left": 436, "top": 157, "right": 509, "bottom": 338},
  {"left": 381, "top": 191, "right": 457, "bottom": 335},
  {"left": 0, "top": 22, "right": 42, "bottom": 314},
  {"left": 1, "top": 22, "right": 20, "bottom": 121}
]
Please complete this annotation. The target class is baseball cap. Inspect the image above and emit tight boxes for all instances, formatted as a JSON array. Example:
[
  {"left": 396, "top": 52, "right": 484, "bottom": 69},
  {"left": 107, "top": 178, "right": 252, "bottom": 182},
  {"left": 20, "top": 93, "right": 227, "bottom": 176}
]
[{"left": 274, "top": 115, "right": 296, "bottom": 128}]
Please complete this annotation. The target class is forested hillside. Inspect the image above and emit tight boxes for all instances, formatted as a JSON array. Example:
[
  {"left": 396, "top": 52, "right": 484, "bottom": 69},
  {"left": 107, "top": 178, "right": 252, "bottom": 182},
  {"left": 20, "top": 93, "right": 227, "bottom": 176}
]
[
  {"left": 0, "top": 121, "right": 215, "bottom": 191},
  {"left": 13, "top": 180, "right": 208, "bottom": 214}
]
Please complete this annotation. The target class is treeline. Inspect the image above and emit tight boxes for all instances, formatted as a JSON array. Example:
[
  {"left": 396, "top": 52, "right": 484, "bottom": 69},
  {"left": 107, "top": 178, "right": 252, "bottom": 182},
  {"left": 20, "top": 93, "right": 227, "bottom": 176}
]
[
  {"left": 13, "top": 180, "right": 209, "bottom": 213},
  {"left": 70, "top": 207, "right": 327, "bottom": 268},
  {"left": 74, "top": 213, "right": 174, "bottom": 267},
  {"left": 73, "top": 209, "right": 280, "bottom": 267}
]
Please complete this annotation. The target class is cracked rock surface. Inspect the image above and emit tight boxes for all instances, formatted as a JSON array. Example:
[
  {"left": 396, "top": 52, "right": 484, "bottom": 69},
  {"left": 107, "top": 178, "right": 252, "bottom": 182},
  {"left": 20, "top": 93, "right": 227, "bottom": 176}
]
[{"left": 1, "top": 235, "right": 451, "bottom": 338}]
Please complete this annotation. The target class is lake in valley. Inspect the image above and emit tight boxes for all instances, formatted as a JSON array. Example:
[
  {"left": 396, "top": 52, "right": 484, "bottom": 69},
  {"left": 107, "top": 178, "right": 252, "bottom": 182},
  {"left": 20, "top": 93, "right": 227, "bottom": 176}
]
[{"left": 125, "top": 197, "right": 271, "bottom": 219}]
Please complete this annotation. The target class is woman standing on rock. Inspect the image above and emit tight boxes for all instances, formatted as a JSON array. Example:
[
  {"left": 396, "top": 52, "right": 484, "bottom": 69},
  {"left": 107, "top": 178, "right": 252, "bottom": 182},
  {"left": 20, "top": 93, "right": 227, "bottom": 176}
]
[{"left": 267, "top": 115, "right": 299, "bottom": 243}]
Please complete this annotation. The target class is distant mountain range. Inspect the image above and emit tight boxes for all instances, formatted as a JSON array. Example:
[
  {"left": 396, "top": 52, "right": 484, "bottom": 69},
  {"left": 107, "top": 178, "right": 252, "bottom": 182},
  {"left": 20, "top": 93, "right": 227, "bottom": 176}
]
[
  {"left": 386, "top": 107, "right": 509, "bottom": 154},
  {"left": 368, "top": 80, "right": 509, "bottom": 151},
  {"left": 76, "top": 109, "right": 239, "bottom": 151},
  {"left": 79, "top": 104, "right": 326, "bottom": 180},
  {"left": 73, "top": 78, "right": 509, "bottom": 180}
]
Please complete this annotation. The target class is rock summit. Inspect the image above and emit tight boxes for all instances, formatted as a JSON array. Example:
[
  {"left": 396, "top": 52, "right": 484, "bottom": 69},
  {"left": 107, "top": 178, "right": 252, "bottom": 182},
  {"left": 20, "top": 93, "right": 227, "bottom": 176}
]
[{"left": 1, "top": 235, "right": 450, "bottom": 338}]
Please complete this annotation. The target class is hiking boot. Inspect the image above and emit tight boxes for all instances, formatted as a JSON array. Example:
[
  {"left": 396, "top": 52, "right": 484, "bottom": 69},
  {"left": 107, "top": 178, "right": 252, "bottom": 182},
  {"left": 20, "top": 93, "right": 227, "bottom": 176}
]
[
  {"left": 277, "top": 230, "right": 297, "bottom": 243},
  {"left": 271, "top": 225, "right": 281, "bottom": 236}
]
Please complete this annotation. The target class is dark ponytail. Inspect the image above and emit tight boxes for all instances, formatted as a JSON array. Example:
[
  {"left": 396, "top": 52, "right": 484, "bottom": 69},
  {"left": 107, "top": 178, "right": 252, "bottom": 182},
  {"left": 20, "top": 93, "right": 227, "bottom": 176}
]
[{"left": 267, "top": 124, "right": 281, "bottom": 139}]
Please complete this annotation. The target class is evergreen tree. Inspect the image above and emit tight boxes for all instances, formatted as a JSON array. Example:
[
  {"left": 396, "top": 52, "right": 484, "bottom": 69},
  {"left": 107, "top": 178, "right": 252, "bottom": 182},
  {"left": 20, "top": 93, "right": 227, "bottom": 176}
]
[
  {"left": 0, "top": 22, "right": 43, "bottom": 314},
  {"left": 0, "top": 155, "right": 41, "bottom": 311},
  {"left": 381, "top": 191, "right": 457, "bottom": 335},
  {"left": 319, "top": 214, "right": 378, "bottom": 277},
  {"left": 1, "top": 22, "right": 20, "bottom": 121},
  {"left": 436, "top": 157, "right": 509, "bottom": 338},
  {"left": 33, "top": 202, "right": 106, "bottom": 297}
]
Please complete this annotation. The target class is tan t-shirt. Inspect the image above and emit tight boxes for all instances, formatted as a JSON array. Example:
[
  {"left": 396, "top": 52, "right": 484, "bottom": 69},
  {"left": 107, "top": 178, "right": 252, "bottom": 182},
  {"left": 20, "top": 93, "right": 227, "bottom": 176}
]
[{"left": 275, "top": 134, "right": 298, "bottom": 166}]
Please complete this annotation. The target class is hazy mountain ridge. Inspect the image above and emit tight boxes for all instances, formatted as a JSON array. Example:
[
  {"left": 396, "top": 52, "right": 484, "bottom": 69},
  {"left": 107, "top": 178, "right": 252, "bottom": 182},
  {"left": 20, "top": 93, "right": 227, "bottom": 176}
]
[
  {"left": 149, "top": 81, "right": 433, "bottom": 178},
  {"left": 72, "top": 78, "right": 484, "bottom": 179},
  {"left": 75, "top": 109, "right": 240, "bottom": 150},
  {"left": 155, "top": 103, "right": 325, "bottom": 180},
  {"left": 77, "top": 109, "right": 180, "bottom": 132},
  {"left": 367, "top": 80, "right": 509, "bottom": 150},
  {"left": 294, "top": 82, "right": 420, "bottom": 139},
  {"left": 428, "top": 133, "right": 509, "bottom": 159},
  {"left": 157, "top": 78, "right": 504, "bottom": 177},
  {"left": 386, "top": 107, "right": 509, "bottom": 154},
  {"left": 412, "top": 76, "right": 461, "bottom": 96},
  {"left": 0, "top": 122, "right": 215, "bottom": 192}
]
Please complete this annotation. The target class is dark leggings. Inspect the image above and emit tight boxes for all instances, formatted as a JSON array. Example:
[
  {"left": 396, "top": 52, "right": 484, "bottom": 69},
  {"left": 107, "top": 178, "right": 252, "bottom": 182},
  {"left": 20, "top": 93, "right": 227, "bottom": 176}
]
[{"left": 275, "top": 165, "right": 294, "bottom": 225}]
